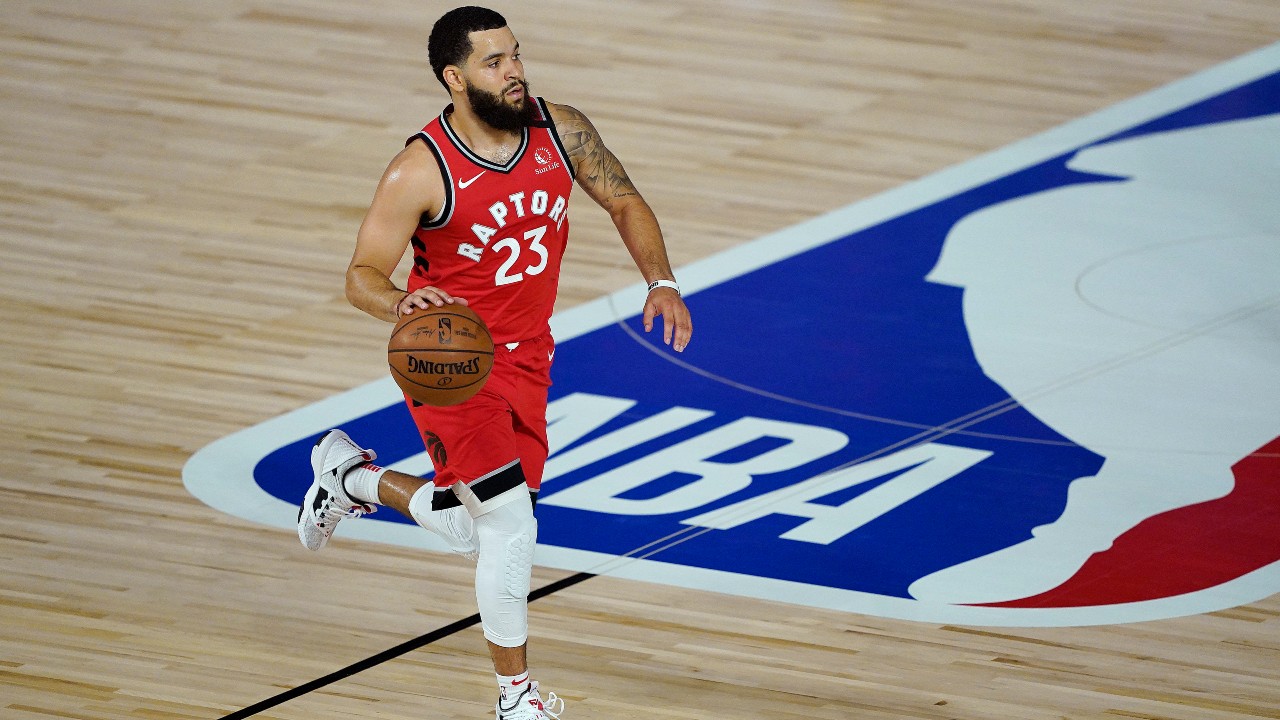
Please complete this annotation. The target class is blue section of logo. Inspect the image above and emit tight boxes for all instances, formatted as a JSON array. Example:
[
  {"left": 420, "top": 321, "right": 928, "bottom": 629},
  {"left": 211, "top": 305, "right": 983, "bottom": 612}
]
[
  {"left": 531, "top": 164, "right": 1116, "bottom": 598},
  {"left": 1099, "top": 70, "right": 1280, "bottom": 144},
  {"left": 254, "top": 70, "right": 1280, "bottom": 602}
]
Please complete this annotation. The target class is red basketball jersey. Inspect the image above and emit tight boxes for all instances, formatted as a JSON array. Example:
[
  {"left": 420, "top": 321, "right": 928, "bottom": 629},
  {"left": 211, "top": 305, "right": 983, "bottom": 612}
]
[{"left": 406, "top": 98, "right": 574, "bottom": 345}]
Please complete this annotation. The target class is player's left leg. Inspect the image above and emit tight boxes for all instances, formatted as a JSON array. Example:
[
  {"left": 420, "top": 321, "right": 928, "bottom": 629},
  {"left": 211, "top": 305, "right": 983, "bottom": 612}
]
[
  {"left": 471, "top": 337, "right": 558, "bottom": 718},
  {"left": 459, "top": 482, "right": 562, "bottom": 720}
]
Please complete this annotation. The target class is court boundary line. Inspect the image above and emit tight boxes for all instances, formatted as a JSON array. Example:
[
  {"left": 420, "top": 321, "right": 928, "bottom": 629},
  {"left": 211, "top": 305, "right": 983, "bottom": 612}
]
[{"left": 218, "top": 572, "right": 596, "bottom": 720}]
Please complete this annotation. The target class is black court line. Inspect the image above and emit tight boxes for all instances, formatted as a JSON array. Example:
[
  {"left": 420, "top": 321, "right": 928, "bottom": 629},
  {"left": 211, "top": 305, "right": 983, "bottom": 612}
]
[{"left": 219, "top": 571, "right": 596, "bottom": 720}]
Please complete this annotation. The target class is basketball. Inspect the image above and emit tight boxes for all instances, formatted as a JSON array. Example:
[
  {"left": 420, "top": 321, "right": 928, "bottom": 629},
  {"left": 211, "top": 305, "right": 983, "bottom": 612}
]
[{"left": 388, "top": 304, "right": 494, "bottom": 406}]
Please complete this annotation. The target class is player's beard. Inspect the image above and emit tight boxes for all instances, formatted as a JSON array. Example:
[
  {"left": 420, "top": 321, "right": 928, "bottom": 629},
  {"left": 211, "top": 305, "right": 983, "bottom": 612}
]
[{"left": 467, "top": 80, "right": 536, "bottom": 132}]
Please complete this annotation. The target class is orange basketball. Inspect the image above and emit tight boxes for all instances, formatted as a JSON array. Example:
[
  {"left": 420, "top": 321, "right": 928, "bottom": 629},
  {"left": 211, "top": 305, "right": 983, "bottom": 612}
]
[{"left": 388, "top": 304, "right": 494, "bottom": 406}]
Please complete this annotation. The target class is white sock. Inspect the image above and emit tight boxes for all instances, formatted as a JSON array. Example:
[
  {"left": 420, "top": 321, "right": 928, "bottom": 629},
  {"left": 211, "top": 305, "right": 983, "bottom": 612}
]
[
  {"left": 497, "top": 670, "right": 531, "bottom": 704},
  {"left": 343, "top": 462, "right": 386, "bottom": 504}
]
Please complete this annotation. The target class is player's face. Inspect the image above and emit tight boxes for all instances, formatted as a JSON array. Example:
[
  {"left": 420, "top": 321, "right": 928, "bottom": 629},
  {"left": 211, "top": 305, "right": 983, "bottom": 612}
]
[{"left": 462, "top": 28, "right": 535, "bottom": 132}]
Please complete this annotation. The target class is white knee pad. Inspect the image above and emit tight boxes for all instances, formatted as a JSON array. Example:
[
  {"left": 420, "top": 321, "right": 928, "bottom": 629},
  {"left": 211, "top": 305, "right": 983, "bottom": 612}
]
[
  {"left": 408, "top": 483, "right": 479, "bottom": 561},
  {"left": 474, "top": 491, "right": 537, "bottom": 647}
]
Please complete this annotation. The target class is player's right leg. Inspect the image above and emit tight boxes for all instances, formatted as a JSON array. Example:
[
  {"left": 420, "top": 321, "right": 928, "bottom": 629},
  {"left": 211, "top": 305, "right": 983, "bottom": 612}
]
[
  {"left": 296, "top": 429, "right": 378, "bottom": 551},
  {"left": 296, "top": 429, "right": 479, "bottom": 556},
  {"left": 394, "top": 475, "right": 480, "bottom": 560}
]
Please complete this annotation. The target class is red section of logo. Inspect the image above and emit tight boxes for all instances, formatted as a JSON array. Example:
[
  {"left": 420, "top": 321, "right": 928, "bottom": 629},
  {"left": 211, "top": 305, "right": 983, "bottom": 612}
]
[{"left": 985, "top": 436, "right": 1280, "bottom": 608}]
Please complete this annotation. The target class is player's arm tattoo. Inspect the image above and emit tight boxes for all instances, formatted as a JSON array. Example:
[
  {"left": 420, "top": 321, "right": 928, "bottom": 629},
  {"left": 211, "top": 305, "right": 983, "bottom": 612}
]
[{"left": 555, "top": 104, "right": 640, "bottom": 207}]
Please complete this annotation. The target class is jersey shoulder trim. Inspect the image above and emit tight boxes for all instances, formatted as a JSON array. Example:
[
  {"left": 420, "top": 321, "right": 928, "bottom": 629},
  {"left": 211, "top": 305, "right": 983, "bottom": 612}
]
[
  {"left": 536, "top": 97, "right": 576, "bottom": 182},
  {"left": 406, "top": 131, "right": 453, "bottom": 229}
]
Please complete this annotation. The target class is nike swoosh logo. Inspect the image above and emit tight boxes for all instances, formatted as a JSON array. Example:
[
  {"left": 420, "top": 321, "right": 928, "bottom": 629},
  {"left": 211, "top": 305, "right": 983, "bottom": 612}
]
[
  {"left": 547, "top": 349, "right": 555, "bottom": 362},
  {"left": 458, "top": 171, "right": 485, "bottom": 189}
]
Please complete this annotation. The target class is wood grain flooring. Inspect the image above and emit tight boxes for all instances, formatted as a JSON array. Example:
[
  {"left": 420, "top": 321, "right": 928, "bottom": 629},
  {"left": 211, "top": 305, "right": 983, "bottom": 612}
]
[{"left": 2, "top": 1, "right": 1279, "bottom": 718}]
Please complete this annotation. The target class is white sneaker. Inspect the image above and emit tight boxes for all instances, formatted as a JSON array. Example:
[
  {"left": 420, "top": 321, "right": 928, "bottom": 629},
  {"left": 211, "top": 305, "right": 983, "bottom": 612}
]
[
  {"left": 496, "top": 681, "right": 563, "bottom": 720},
  {"left": 296, "top": 429, "right": 377, "bottom": 551}
]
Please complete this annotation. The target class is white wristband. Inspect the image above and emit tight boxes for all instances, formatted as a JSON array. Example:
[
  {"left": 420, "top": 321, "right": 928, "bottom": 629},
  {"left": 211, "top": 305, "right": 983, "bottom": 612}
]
[{"left": 647, "top": 279, "right": 681, "bottom": 296}]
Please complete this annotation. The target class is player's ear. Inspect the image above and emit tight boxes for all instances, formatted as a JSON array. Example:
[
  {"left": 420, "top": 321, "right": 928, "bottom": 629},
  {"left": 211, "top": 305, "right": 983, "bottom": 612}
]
[{"left": 443, "top": 65, "right": 466, "bottom": 94}]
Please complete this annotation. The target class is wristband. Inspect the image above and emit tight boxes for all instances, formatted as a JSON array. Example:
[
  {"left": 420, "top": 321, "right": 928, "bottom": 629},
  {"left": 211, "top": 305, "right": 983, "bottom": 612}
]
[{"left": 647, "top": 279, "right": 681, "bottom": 296}]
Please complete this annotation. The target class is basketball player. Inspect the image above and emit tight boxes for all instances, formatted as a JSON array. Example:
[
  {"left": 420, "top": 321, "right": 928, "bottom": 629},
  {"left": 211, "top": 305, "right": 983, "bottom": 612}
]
[{"left": 295, "top": 7, "right": 692, "bottom": 720}]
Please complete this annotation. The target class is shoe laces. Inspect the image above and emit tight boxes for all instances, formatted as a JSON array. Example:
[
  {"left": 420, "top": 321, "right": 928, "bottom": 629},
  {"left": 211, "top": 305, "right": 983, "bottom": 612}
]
[
  {"left": 500, "top": 686, "right": 563, "bottom": 720},
  {"left": 317, "top": 497, "right": 375, "bottom": 529},
  {"left": 541, "top": 691, "right": 564, "bottom": 719}
]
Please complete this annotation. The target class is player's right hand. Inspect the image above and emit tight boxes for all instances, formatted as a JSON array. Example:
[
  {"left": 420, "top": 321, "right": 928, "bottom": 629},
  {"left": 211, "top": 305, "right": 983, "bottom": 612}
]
[{"left": 397, "top": 286, "right": 468, "bottom": 316}]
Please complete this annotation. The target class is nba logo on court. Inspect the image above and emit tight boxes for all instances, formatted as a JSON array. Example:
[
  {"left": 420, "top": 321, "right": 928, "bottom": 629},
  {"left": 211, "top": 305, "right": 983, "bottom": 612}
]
[{"left": 186, "top": 44, "right": 1280, "bottom": 627}]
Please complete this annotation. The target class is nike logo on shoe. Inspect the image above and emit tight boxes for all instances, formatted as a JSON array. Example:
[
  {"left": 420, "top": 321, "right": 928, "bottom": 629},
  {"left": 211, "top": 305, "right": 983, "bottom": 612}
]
[{"left": 458, "top": 171, "right": 485, "bottom": 189}]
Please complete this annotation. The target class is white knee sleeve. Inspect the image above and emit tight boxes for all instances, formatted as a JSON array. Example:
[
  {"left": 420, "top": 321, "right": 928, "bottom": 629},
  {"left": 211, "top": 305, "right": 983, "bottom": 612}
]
[
  {"left": 408, "top": 484, "right": 479, "bottom": 561},
  {"left": 474, "top": 491, "right": 537, "bottom": 647}
]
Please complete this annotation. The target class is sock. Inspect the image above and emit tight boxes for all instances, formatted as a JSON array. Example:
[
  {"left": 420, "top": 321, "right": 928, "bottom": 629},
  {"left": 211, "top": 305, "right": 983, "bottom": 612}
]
[
  {"left": 343, "top": 462, "right": 386, "bottom": 504},
  {"left": 497, "top": 670, "right": 530, "bottom": 705}
]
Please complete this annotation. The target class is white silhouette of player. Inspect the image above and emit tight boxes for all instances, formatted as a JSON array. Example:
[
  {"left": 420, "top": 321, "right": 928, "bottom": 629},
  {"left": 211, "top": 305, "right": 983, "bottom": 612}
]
[{"left": 909, "top": 113, "right": 1280, "bottom": 604}]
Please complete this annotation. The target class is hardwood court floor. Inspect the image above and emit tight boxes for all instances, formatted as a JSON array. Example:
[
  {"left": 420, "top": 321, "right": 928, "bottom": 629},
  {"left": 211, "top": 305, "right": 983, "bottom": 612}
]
[{"left": 3, "top": 1, "right": 1279, "bottom": 719}]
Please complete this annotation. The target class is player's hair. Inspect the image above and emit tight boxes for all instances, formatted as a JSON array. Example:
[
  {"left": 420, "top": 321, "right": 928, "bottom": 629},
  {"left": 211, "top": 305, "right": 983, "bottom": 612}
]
[{"left": 428, "top": 6, "right": 508, "bottom": 89}]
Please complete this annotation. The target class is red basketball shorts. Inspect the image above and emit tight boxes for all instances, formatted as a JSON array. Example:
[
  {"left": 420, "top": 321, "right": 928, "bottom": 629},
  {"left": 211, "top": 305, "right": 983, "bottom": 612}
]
[{"left": 404, "top": 331, "right": 553, "bottom": 512}]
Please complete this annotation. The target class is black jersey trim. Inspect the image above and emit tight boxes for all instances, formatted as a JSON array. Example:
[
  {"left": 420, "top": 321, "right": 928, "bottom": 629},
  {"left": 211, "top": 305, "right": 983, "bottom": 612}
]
[
  {"left": 431, "top": 486, "right": 463, "bottom": 511},
  {"left": 469, "top": 459, "right": 526, "bottom": 502},
  {"left": 406, "top": 132, "right": 453, "bottom": 229},
  {"left": 430, "top": 459, "right": 527, "bottom": 511},
  {"left": 536, "top": 98, "right": 576, "bottom": 182},
  {"left": 439, "top": 105, "right": 529, "bottom": 173}
]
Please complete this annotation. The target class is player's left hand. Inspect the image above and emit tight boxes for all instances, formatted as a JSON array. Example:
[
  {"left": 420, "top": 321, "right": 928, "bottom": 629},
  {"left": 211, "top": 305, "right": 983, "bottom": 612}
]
[{"left": 643, "top": 288, "right": 692, "bottom": 352}]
